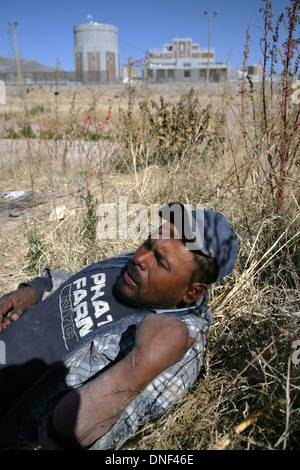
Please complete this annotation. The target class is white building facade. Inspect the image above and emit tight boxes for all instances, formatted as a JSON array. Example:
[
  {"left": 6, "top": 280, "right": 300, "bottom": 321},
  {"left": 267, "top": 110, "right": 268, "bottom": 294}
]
[{"left": 148, "top": 37, "right": 228, "bottom": 83}]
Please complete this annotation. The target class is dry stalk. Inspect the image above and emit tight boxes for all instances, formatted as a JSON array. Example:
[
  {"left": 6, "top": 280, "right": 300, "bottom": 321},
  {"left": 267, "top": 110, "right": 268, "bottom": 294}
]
[
  {"left": 212, "top": 397, "right": 285, "bottom": 450},
  {"left": 209, "top": 213, "right": 300, "bottom": 315}
]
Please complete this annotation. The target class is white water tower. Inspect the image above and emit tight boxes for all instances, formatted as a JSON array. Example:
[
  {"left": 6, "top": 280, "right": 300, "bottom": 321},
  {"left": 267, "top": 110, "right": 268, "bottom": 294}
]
[{"left": 73, "top": 15, "right": 120, "bottom": 82}]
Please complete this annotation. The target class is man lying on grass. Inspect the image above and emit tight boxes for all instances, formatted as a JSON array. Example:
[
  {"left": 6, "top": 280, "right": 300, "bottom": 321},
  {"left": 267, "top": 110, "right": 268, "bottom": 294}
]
[{"left": 0, "top": 201, "right": 237, "bottom": 450}]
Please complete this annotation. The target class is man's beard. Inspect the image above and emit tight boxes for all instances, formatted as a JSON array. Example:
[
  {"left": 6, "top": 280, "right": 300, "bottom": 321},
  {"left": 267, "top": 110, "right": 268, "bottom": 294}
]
[{"left": 113, "top": 264, "right": 174, "bottom": 310}]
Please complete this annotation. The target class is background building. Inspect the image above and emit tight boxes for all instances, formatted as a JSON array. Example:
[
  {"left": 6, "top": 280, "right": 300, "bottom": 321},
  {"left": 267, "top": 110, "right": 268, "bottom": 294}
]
[
  {"left": 122, "top": 64, "right": 139, "bottom": 83},
  {"left": 247, "top": 64, "right": 262, "bottom": 82},
  {"left": 148, "top": 37, "right": 228, "bottom": 83},
  {"left": 230, "top": 64, "right": 263, "bottom": 82},
  {"left": 73, "top": 22, "right": 120, "bottom": 83}
]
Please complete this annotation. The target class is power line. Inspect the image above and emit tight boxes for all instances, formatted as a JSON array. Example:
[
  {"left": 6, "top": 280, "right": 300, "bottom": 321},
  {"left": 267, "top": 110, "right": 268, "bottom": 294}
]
[{"left": 119, "top": 37, "right": 147, "bottom": 54}]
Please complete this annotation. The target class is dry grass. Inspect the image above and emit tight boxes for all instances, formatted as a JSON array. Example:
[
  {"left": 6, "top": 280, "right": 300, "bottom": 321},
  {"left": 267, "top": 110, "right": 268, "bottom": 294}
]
[{"left": 0, "top": 61, "right": 299, "bottom": 451}]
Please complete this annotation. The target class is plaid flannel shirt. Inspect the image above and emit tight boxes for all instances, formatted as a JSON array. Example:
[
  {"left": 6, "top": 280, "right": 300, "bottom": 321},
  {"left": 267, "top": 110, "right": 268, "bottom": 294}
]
[{"left": 0, "top": 253, "right": 213, "bottom": 450}]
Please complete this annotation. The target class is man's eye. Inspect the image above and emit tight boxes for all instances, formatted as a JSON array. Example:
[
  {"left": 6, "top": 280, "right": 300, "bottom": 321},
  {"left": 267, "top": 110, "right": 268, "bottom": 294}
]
[
  {"left": 144, "top": 240, "right": 168, "bottom": 270},
  {"left": 156, "top": 256, "right": 167, "bottom": 270}
]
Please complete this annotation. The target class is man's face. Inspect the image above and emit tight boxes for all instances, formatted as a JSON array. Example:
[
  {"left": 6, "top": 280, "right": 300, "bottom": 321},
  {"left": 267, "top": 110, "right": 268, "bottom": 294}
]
[{"left": 114, "top": 223, "right": 201, "bottom": 309}]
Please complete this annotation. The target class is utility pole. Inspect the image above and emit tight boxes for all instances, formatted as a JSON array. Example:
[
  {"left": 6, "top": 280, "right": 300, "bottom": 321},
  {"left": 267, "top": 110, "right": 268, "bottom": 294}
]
[
  {"left": 8, "top": 21, "right": 23, "bottom": 96},
  {"left": 204, "top": 10, "right": 218, "bottom": 84}
]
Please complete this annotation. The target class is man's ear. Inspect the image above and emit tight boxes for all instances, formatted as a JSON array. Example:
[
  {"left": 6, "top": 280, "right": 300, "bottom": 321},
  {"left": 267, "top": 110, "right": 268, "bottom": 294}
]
[{"left": 182, "top": 282, "right": 208, "bottom": 305}]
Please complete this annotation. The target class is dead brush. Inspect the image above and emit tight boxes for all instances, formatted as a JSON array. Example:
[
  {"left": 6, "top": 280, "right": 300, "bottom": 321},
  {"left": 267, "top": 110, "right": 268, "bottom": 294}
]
[
  {"left": 113, "top": 86, "right": 212, "bottom": 184},
  {"left": 236, "top": 0, "right": 299, "bottom": 225}
]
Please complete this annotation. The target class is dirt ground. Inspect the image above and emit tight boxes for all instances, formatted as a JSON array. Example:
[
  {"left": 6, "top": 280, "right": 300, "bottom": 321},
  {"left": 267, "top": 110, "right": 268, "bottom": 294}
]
[{"left": 0, "top": 80, "right": 230, "bottom": 220}]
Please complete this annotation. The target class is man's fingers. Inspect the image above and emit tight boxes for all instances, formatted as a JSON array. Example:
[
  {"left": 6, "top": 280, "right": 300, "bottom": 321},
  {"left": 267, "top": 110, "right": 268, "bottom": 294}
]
[
  {"left": 0, "top": 315, "right": 11, "bottom": 333},
  {"left": 0, "top": 298, "right": 12, "bottom": 333},
  {"left": 10, "top": 309, "right": 23, "bottom": 322},
  {"left": 0, "top": 303, "right": 23, "bottom": 322},
  {"left": 0, "top": 300, "right": 23, "bottom": 332},
  {"left": 0, "top": 297, "right": 13, "bottom": 315},
  {"left": 0, "top": 287, "right": 37, "bottom": 333}
]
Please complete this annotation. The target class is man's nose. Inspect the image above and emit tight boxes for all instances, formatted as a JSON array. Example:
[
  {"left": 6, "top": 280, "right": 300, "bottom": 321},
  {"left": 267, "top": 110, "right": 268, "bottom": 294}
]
[{"left": 133, "top": 247, "right": 153, "bottom": 270}]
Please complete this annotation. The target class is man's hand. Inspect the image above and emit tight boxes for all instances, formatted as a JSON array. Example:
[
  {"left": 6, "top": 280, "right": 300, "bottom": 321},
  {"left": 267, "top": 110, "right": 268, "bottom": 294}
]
[{"left": 0, "top": 286, "right": 38, "bottom": 333}]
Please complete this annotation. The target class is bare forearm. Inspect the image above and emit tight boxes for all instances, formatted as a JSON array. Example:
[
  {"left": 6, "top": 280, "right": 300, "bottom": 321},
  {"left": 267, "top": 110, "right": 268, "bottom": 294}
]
[
  {"left": 50, "top": 314, "right": 195, "bottom": 449},
  {"left": 52, "top": 349, "right": 157, "bottom": 448}
]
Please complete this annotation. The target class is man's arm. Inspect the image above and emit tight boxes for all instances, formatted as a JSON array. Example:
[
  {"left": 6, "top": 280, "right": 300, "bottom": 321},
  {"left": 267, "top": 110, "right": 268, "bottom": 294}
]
[{"left": 41, "top": 314, "right": 196, "bottom": 449}]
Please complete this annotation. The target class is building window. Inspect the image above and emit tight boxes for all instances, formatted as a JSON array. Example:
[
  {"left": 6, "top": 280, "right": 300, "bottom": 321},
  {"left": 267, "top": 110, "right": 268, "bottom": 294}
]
[
  {"left": 107, "top": 55, "right": 113, "bottom": 63},
  {"left": 91, "top": 54, "right": 96, "bottom": 63},
  {"left": 77, "top": 54, "right": 81, "bottom": 64},
  {"left": 184, "top": 70, "right": 190, "bottom": 78},
  {"left": 183, "top": 63, "right": 191, "bottom": 67}
]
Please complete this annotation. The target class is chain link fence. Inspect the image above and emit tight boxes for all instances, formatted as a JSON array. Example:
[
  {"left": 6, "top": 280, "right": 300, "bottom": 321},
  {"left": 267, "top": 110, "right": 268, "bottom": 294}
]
[{"left": 0, "top": 70, "right": 110, "bottom": 85}]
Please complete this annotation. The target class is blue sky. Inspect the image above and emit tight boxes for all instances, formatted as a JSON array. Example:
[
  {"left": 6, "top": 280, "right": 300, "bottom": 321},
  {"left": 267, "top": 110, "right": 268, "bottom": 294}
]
[{"left": 0, "top": 0, "right": 297, "bottom": 72}]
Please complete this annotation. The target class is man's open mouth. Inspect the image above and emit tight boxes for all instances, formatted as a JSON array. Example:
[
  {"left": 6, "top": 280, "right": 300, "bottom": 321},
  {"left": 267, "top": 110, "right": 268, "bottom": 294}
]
[{"left": 124, "top": 267, "right": 140, "bottom": 287}]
